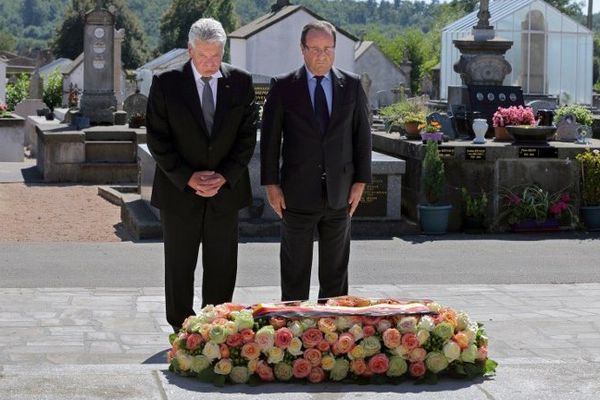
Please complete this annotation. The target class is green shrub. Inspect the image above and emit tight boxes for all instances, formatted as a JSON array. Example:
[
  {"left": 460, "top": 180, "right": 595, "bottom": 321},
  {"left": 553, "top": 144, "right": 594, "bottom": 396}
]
[
  {"left": 5, "top": 74, "right": 30, "bottom": 110},
  {"left": 43, "top": 69, "right": 63, "bottom": 110},
  {"left": 554, "top": 104, "right": 593, "bottom": 127},
  {"left": 421, "top": 141, "right": 446, "bottom": 205}
]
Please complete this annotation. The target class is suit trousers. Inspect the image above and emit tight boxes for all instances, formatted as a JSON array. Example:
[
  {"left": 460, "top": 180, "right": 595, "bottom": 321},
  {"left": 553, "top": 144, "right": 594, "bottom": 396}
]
[
  {"left": 161, "top": 204, "right": 239, "bottom": 329},
  {"left": 280, "top": 185, "right": 351, "bottom": 301}
]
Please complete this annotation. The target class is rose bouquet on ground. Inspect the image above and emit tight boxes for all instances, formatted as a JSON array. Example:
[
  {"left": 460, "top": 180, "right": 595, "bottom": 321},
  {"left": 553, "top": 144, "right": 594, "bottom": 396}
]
[{"left": 167, "top": 296, "right": 496, "bottom": 386}]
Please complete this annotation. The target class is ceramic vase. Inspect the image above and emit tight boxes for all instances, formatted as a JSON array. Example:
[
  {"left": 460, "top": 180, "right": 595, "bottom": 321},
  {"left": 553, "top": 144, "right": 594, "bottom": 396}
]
[{"left": 472, "top": 118, "right": 487, "bottom": 144}]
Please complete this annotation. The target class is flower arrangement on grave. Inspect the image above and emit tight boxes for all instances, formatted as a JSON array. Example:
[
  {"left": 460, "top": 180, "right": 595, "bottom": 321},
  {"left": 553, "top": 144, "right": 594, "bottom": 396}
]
[
  {"left": 419, "top": 121, "right": 443, "bottom": 143},
  {"left": 492, "top": 106, "right": 536, "bottom": 127},
  {"left": 0, "top": 102, "right": 13, "bottom": 118},
  {"left": 576, "top": 149, "right": 600, "bottom": 206},
  {"left": 167, "top": 296, "right": 496, "bottom": 386},
  {"left": 128, "top": 112, "right": 146, "bottom": 128},
  {"left": 554, "top": 104, "right": 593, "bottom": 127},
  {"left": 496, "top": 184, "right": 578, "bottom": 229}
]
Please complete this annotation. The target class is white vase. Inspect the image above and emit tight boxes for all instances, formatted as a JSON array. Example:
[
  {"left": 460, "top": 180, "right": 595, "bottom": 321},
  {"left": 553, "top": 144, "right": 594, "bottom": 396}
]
[{"left": 472, "top": 118, "right": 488, "bottom": 144}]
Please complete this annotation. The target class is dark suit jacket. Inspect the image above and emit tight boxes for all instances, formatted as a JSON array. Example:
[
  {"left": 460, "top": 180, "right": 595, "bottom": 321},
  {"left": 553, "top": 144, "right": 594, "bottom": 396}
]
[
  {"left": 146, "top": 61, "right": 257, "bottom": 215},
  {"left": 260, "top": 66, "right": 372, "bottom": 210}
]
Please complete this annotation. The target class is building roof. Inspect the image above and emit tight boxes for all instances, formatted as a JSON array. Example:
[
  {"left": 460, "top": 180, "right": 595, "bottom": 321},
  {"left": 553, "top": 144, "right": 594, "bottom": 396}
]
[
  {"left": 39, "top": 58, "right": 72, "bottom": 75},
  {"left": 0, "top": 50, "right": 36, "bottom": 69},
  {"left": 443, "top": 0, "right": 591, "bottom": 34},
  {"left": 62, "top": 53, "right": 83, "bottom": 75},
  {"left": 137, "top": 48, "right": 188, "bottom": 71},
  {"left": 354, "top": 41, "right": 374, "bottom": 60},
  {"left": 229, "top": 4, "right": 358, "bottom": 41}
]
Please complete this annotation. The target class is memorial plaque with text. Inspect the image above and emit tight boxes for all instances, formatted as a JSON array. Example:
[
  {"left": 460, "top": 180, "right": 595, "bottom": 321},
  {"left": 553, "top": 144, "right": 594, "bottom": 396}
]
[
  {"left": 465, "top": 147, "right": 486, "bottom": 161},
  {"left": 438, "top": 147, "right": 455, "bottom": 158},
  {"left": 518, "top": 147, "right": 559, "bottom": 158},
  {"left": 355, "top": 175, "right": 387, "bottom": 217}
]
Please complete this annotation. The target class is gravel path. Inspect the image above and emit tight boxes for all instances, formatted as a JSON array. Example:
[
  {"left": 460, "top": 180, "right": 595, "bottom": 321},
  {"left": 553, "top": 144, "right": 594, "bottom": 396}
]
[{"left": 0, "top": 183, "right": 130, "bottom": 242}]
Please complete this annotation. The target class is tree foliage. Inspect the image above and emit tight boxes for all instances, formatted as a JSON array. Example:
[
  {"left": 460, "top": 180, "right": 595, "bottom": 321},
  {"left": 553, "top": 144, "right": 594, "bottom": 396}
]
[
  {"left": 5, "top": 74, "right": 30, "bottom": 111},
  {"left": 51, "top": 0, "right": 150, "bottom": 69},
  {"left": 0, "top": 31, "right": 17, "bottom": 52}
]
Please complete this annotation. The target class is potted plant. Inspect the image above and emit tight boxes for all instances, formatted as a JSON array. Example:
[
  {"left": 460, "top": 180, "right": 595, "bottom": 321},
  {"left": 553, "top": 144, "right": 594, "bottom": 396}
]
[
  {"left": 418, "top": 141, "right": 452, "bottom": 234},
  {"left": 419, "top": 120, "right": 443, "bottom": 143},
  {"left": 461, "top": 187, "right": 488, "bottom": 233},
  {"left": 492, "top": 106, "right": 535, "bottom": 141},
  {"left": 495, "top": 184, "right": 578, "bottom": 232},
  {"left": 554, "top": 104, "right": 593, "bottom": 141},
  {"left": 575, "top": 148, "right": 600, "bottom": 231},
  {"left": 379, "top": 100, "right": 427, "bottom": 138}
]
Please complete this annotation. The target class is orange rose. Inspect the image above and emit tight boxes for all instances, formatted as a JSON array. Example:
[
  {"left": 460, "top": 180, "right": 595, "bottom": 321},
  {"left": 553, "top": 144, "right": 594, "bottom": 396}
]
[
  {"left": 292, "top": 358, "right": 312, "bottom": 378},
  {"left": 368, "top": 353, "right": 389, "bottom": 374},
  {"left": 382, "top": 328, "right": 401, "bottom": 349},
  {"left": 302, "top": 328, "right": 324, "bottom": 348},
  {"left": 256, "top": 360, "right": 274, "bottom": 381},
  {"left": 304, "top": 348, "right": 322, "bottom": 367},
  {"left": 350, "top": 359, "right": 367, "bottom": 375},
  {"left": 453, "top": 332, "right": 469, "bottom": 349},
  {"left": 240, "top": 342, "right": 260, "bottom": 361},
  {"left": 401, "top": 333, "right": 420, "bottom": 350},
  {"left": 308, "top": 367, "right": 325, "bottom": 383},
  {"left": 409, "top": 361, "right": 426, "bottom": 377}
]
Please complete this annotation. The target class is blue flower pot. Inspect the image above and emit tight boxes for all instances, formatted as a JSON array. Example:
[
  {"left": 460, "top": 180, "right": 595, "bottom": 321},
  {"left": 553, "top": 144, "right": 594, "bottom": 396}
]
[{"left": 418, "top": 204, "right": 452, "bottom": 234}]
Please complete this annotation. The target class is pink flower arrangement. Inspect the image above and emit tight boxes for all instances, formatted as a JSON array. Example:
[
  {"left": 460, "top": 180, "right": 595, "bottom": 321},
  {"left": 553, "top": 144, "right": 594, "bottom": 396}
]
[
  {"left": 167, "top": 296, "right": 496, "bottom": 385},
  {"left": 492, "top": 106, "right": 535, "bottom": 127},
  {"left": 0, "top": 102, "right": 11, "bottom": 118}
]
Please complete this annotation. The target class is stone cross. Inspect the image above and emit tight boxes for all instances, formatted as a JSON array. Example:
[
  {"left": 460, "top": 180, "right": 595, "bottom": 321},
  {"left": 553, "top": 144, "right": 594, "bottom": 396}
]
[{"left": 0, "top": 57, "right": 6, "bottom": 103}]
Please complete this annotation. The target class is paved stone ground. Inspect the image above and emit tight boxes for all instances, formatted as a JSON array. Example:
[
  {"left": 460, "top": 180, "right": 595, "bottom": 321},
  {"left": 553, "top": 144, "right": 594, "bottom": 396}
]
[{"left": 2, "top": 283, "right": 600, "bottom": 399}]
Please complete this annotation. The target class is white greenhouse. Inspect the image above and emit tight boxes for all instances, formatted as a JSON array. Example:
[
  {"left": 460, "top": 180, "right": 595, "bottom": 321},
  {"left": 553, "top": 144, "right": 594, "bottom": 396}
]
[{"left": 440, "top": 0, "right": 593, "bottom": 104}]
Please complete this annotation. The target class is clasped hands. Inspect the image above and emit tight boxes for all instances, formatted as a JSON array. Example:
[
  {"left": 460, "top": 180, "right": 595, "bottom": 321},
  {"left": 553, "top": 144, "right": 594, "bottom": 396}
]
[
  {"left": 266, "top": 182, "right": 366, "bottom": 218},
  {"left": 188, "top": 171, "right": 226, "bottom": 197}
]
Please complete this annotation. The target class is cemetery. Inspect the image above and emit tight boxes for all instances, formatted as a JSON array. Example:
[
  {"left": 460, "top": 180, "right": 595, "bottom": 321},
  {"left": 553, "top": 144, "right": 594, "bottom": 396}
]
[{"left": 2, "top": 0, "right": 600, "bottom": 237}]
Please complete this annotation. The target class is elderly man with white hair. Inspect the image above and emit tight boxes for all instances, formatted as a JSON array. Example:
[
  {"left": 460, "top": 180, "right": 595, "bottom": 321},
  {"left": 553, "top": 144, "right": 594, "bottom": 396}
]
[{"left": 146, "top": 18, "right": 257, "bottom": 333}]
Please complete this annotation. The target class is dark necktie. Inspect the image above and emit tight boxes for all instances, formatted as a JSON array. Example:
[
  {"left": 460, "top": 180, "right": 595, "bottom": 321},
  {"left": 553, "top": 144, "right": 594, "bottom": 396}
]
[
  {"left": 201, "top": 76, "right": 215, "bottom": 135},
  {"left": 314, "top": 75, "right": 329, "bottom": 134}
]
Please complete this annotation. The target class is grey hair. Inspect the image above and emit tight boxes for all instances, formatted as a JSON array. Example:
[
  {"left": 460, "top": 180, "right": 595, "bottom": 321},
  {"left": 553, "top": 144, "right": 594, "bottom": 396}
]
[{"left": 188, "top": 18, "right": 227, "bottom": 48}]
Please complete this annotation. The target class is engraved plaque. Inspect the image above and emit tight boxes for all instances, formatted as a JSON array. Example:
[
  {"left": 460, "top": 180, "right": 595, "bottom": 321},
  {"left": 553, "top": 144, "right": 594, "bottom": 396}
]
[
  {"left": 93, "top": 56, "right": 105, "bottom": 69},
  {"left": 93, "top": 41, "right": 106, "bottom": 53},
  {"left": 355, "top": 175, "right": 387, "bottom": 217},
  {"left": 518, "top": 147, "right": 559, "bottom": 158},
  {"left": 438, "top": 147, "right": 455, "bottom": 158},
  {"left": 465, "top": 147, "right": 486, "bottom": 161}
]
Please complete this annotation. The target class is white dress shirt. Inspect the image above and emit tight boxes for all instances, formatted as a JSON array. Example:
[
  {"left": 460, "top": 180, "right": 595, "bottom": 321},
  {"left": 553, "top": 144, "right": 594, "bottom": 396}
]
[{"left": 191, "top": 62, "right": 222, "bottom": 108}]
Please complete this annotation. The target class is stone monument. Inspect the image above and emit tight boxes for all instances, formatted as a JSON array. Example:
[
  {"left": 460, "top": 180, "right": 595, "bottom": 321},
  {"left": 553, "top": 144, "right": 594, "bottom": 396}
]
[
  {"left": 114, "top": 28, "right": 125, "bottom": 108},
  {"left": 0, "top": 57, "right": 6, "bottom": 103},
  {"left": 79, "top": 0, "right": 118, "bottom": 124}
]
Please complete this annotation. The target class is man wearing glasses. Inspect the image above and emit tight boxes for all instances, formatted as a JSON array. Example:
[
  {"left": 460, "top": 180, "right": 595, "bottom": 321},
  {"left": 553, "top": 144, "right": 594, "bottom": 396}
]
[{"left": 261, "top": 21, "right": 372, "bottom": 302}]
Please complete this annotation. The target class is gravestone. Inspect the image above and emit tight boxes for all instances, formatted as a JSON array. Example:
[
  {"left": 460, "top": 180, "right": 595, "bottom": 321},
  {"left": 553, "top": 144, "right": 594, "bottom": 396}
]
[
  {"left": 79, "top": 1, "right": 118, "bottom": 124},
  {"left": 114, "top": 28, "right": 125, "bottom": 108},
  {"left": 28, "top": 70, "right": 44, "bottom": 100},
  {"left": 123, "top": 92, "right": 148, "bottom": 121},
  {"left": 0, "top": 57, "right": 6, "bottom": 103}
]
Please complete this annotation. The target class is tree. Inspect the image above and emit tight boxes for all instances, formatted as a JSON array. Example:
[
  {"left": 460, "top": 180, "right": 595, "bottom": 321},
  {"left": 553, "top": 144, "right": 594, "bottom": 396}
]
[
  {"left": 43, "top": 69, "right": 64, "bottom": 110},
  {"left": 0, "top": 31, "right": 17, "bottom": 52},
  {"left": 22, "top": 0, "right": 45, "bottom": 27},
  {"left": 545, "top": 0, "right": 584, "bottom": 17},
  {"left": 52, "top": 0, "right": 150, "bottom": 69},
  {"left": 159, "top": 0, "right": 238, "bottom": 58}
]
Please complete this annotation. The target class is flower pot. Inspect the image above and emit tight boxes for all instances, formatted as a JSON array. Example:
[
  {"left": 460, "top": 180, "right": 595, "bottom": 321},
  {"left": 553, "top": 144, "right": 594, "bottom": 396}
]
[
  {"left": 580, "top": 205, "right": 600, "bottom": 231},
  {"left": 418, "top": 204, "right": 452, "bottom": 234},
  {"left": 421, "top": 131, "right": 443, "bottom": 144},
  {"left": 510, "top": 218, "right": 560, "bottom": 233},
  {"left": 493, "top": 126, "right": 511, "bottom": 142},
  {"left": 404, "top": 122, "right": 421, "bottom": 139}
]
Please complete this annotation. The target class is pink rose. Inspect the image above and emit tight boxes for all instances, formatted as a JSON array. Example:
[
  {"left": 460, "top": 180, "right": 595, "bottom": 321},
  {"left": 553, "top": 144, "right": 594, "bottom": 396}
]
[
  {"left": 317, "top": 340, "right": 330, "bottom": 352},
  {"left": 186, "top": 333, "right": 203, "bottom": 351},
  {"left": 350, "top": 358, "right": 367, "bottom": 375},
  {"left": 292, "top": 358, "right": 312, "bottom": 378},
  {"left": 240, "top": 342, "right": 260, "bottom": 360},
  {"left": 363, "top": 325, "right": 376, "bottom": 337},
  {"left": 308, "top": 367, "right": 325, "bottom": 383},
  {"left": 382, "top": 328, "right": 401, "bottom": 349},
  {"left": 240, "top": 328, "right": 255, "bottom": 343},
  {"left": 377, "top": 319, "right": 392, "bottom": 333},
  {"left": 362, "top": 316, "right": 381, "bottom": 326},
  {"left": 409, "top": 361, "right": 426, "bottom": 378},
  {"left": 226, "top": 333, "right": 243, "bottom": 347},
  {"left": 477, "top": 346, "right": 488, "bottom": 361},
  {"left": 368, "top": 353, "right": 389, "bottom": 374},
  {"left": 304, "top": 348, "right": 322, "bottom": 367},
  {"left": 219, "top": 343, "right": 230, "bottom": 359},
  {"left": 256, "top": 360, "right": 274, "bottom": 381},
  {"left": 270, "top": 317, "right": 286, "bottom": 329},
  {"left": 301, "top": 328, "right": 323, "bottom": 348},
  {"left": 333, "top": 332, "right": 355, "bottom": 354},
  {"left": 401, "top": 333, "right": 420, "bottom": 350},
  {"left": 274, "top": 327, "right": 293, "bottom": 349}
]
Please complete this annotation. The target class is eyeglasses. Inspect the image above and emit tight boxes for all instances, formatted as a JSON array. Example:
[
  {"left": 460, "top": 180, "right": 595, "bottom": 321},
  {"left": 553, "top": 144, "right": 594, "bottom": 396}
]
[{"left": 303, "top": 46, "right": 335, "bottom": 56}]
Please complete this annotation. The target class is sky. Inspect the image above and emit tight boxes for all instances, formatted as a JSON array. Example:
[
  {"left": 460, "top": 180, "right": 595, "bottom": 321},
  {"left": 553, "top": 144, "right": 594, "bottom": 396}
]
[{"left": 377, "top": 1, "right": 600, "bottom": 15}]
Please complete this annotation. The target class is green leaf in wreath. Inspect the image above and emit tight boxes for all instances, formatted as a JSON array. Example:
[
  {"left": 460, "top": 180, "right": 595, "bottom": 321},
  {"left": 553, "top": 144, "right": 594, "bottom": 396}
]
[
  {"left": 247, "top": 374, "right": 262, "bottom": 386},
  {"left": 196, "top": 367, "right": 217, "bottom": 383},
  {"left": 415, "top": 371, "right": 438, "bottom": 385},
  {"left": 464, "top": 362, "right": 483, "bottom": 379},
  {"left": 213, "top": 375, "right": 226, "bottom": 387},
  {"left": 484, "top": 359, "right": 498, "bottom": 374},
  {"left": 168, "top": 333, "right": 177, "bottom": 345}
]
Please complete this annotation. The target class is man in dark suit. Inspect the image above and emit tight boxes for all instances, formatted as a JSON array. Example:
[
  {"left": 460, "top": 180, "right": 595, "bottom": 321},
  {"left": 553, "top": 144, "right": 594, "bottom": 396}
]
[
  {"left": 260, "top": 21, "right": 372, "bottom": 302},
  {"left": 146, "top": 18, "right": 257, "bottom": 332}
]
